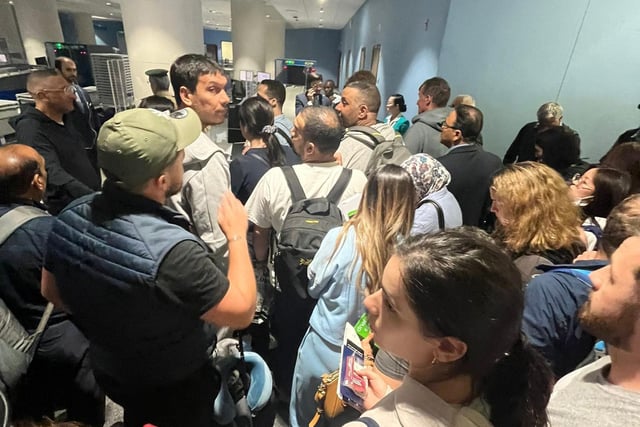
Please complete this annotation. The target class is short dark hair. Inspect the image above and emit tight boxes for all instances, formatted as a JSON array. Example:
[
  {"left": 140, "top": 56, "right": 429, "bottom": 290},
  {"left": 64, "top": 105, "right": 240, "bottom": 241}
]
[
  {"left": 0, "top": 145, "right": 41, "bottom": 203},
  {"left": 390, "top": 94, "right": 407, "bottom": 112},
  {"left": 601, "top": 141, "right": 640, "bottom": 194},
  {"left": 419, "top": 77, "right": 451, "bottom": 108},
  {"left": 396, "top": 228, "right": 551, "bottom": 427},
  {"left": 299, "top": 106, "right": 344, "bottom": 155},
  {"left": 170, "top": 54, "right": 225, "bottom": 106},
  {"left": 583, "top": 167, "right": 631, "bottom": 219},
  {"left": 26, "top": 69, "right": 59, "bottom": 94},
  {"left": 138, "top": 96, "right": 175, "bottom": 112},
  {"left": 345, "top": 70, "right": 376, "bottom": 86},
  {"left": 453, "top": 104, "right": 483, "bottom": 143},
  {"left": 306, "top": 73, "right": 323, "bottom": 89},
  {"left": 149, "top": 75, "right": 170, "bottom": 92},
  {"left": 345, "top": 81, "right": 381, "bottom": 113},
  {"left": 259, "top": 79, "right": 286, "bottom": 106},
  {"left": 600, "top": 194, "right": 640, "bottom": 257},
  {"left": 535, "top": 126, "right": 581, "bottom": 173}
]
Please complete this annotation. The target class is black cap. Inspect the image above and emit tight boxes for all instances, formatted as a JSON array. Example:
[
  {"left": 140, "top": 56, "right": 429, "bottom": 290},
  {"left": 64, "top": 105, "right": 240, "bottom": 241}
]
[{"left": 145, "top": 69, "right": 168, "bottom": 77}]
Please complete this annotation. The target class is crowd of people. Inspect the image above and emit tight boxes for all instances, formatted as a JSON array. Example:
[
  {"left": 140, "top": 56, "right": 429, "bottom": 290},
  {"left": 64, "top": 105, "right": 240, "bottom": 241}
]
[{"left": 1, "top": 52, "right": 640, "bottom": 427}]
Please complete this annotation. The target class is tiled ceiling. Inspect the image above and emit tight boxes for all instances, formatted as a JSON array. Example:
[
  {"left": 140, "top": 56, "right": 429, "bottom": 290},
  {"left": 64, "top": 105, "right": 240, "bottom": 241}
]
[{"left": 55, "top": 0, "right": 366, "bottom": 30}]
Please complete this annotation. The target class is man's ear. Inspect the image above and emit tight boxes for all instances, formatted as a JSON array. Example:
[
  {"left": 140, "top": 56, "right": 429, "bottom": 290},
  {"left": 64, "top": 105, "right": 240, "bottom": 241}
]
[
  {"left": 305, "top": 141, "right": 316, "bottom": 156},
  {"left": 179, "top": 86, "right": 193, "bottom": 107},
  {"left": 32, "top": 171, "right": 45, "bottom": 192},
  {"left": 358, "top": 104, "right": 369, "bottom": 119},
  {"left": 434, "top": 336, "right": 467, "bottom": 364},
  {"left": 268, "top": 98, "right": 278, "bottom": 109}
]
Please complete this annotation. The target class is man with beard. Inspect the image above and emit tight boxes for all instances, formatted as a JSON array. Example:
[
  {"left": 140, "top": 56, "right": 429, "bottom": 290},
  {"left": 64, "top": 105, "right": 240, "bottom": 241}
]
[
  {"left": 41, "top": 108, "right": 256, "bottom": 427},
  {"left": 548, "top": 219, "right": 640, "bottom": 425}
]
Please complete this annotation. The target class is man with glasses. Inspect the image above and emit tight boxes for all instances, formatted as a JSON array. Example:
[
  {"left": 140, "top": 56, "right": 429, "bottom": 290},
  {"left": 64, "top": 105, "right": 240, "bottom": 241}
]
[
  {"left": 437, "top": 104, "right": 502, "bottom": 227},
  {"left": 295, "top": 74, "right": 331, "bottom": 116},
  {"left": 11, "top": 69, "right": 100, "bottom": 214}
]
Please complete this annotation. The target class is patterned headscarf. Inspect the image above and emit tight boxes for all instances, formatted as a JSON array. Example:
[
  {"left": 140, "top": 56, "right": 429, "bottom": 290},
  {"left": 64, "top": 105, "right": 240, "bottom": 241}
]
[{"left": 401, "top": 153, "right": 451, "bottom": 201}]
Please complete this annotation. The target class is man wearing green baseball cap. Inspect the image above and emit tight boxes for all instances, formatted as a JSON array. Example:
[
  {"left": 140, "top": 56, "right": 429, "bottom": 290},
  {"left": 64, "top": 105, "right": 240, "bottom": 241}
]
[{"left": 40, "top": 108, "right": 257, "bottom": 427}]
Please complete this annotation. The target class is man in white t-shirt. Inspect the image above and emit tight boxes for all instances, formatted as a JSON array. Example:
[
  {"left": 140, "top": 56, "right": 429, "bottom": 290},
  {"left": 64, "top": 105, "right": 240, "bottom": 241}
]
[
  {"left": 335, "top": 81, "right": 397, "bottom": 172},
  {"left": 549, "top": 229, "right": 640, "bottom": 426},
  {"left": 245, "top": 105, "right": 367, "bottom": 395}
]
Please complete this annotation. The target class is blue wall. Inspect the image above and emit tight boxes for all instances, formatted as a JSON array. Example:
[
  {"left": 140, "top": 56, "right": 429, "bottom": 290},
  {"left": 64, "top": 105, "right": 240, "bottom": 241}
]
[
  {"left": 438, "top": 0, "right": 640, "bottom": 161},
  {"left": 340, "top": 0, "right": 451, "bottom": 121},
  {"left": 285, "top": 29, "right": 342, "bottom": 83},
  {"left": 93, "top": 20, "right": 124, "bottom": 48},
  {"left": 203, "top": 29, "right": 231, "bottom": 46}
]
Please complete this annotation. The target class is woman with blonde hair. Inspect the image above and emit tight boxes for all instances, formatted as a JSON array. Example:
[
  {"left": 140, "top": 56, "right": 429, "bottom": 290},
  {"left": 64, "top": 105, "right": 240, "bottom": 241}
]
[
  {"left": 289, "top": 164, "right": 416, "bottom": 427},
  {"left": 490, "top": 161, "right": 584, "bottom": 282}
]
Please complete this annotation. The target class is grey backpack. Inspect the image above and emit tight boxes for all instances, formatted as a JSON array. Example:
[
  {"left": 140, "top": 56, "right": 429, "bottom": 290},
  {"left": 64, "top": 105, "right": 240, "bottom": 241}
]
[
  {"left": 0, "top": 206, "right": 54, "bottom": 394},
  {"left": 346, "top": 126, "right": 412, "bottom": 176}
]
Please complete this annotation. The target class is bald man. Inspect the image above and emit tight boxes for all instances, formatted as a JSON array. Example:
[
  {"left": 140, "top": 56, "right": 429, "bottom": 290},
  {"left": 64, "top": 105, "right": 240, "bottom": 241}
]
[
  {"left": 335, "top": 80, "right": 397, "bottom": 172},
  {"left": 0, "top": 144, "right": 103, "bottom": 424},
  {"left": 10, "top": 69, "right": 100, "bottom": 214},
  {"left": 54, "top": 57, "right": 102, "bottom": 159}
]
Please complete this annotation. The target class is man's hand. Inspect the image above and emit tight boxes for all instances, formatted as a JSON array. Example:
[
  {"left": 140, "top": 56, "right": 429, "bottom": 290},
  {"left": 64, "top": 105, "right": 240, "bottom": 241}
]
[{"left": 217, "top": 192, "right": 248, "bottom": 240}]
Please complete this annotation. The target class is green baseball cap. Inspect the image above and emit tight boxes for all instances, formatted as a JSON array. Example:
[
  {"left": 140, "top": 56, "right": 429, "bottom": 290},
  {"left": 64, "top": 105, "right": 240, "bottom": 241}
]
[{"left": 97, "top": 108, "right": 200, "bottom": 187}]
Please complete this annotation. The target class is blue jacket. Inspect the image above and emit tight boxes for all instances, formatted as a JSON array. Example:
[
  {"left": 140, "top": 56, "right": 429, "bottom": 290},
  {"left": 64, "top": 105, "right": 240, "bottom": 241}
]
[
  {"left": 522, "top": 260, "right": 607, "bottom": 377},
  {"left": 46, "top": 181, "right": 211, "bottom": 386}
]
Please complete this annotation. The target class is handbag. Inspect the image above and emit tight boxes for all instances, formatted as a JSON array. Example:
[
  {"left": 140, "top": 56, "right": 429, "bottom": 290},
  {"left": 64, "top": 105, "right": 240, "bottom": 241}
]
[{"left": 309, "top": 370, "right": 346, "bottom": 427}]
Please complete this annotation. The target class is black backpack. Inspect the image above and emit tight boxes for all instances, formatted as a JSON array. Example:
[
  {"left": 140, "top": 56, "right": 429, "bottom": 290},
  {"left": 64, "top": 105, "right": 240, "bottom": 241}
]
[
  {"left": 345, "top": 126, "right": 411, "bottom": 176},
  {"left": 274, "top": 166, "right": 352, "bottom": 299}
]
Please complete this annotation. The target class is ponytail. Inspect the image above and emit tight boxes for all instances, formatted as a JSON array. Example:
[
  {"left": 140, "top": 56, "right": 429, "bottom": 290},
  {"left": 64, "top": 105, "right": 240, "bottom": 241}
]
[
  {"left": 260, "top": 125, "right": 285, "bottom": 167},
  {"left": 481, "top": 336, "right": 552, "bottom": 427}
]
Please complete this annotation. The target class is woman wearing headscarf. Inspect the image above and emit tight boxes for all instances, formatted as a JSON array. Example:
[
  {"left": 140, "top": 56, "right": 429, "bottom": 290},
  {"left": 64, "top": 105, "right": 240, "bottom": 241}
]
[{"left": 401, "top": 154, "right": 463, "bottom": 234}]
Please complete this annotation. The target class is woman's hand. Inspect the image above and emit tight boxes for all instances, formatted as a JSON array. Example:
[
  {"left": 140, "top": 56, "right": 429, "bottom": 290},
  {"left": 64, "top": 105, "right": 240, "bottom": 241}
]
[{"left": 357, "top": 367, "right": 391, "bottom": 410}]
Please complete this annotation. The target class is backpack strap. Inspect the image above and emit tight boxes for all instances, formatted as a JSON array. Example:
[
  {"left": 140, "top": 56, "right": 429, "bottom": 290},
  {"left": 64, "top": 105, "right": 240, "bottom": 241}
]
[
  {"left": 357, "top": 417, "right": 381, "bottom": 427},
  {"left": 0, "top": 206, "right": 49, "bottom": 246},
  {"left": 326, "top": 168, "right": 353, "bottom": 205},
  {"left": 275, "top": 127, "right": 293, "bottom": 148},
  {"left": 346, "top": 126, "right": 385, "bottom": 149},
  {"left": 281, "top": 166, "right": 307, "bottom": 203},
  {"left": 417, "top": 199, "right": 445, "bottom": 231}
]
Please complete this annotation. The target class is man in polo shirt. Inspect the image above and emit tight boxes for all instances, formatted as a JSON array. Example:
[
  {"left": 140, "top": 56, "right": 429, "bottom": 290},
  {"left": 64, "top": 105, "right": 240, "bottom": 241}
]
[{"left": 41, "top": 108, "right": 256, "bottom": 427}]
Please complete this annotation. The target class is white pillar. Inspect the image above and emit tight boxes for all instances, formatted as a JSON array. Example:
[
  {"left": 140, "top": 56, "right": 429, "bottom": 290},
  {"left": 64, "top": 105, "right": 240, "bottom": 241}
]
[
  {"left": 120, "top": 0, "right": 204, "bottom": 100},
  {"left": 13, "top": 0, "right": 64, "bottom": 64},
  {"left": 230, "top": 0, "right": 265, "bottom": 79},
  {"left": 264, "top": 11, "right": 285, "bottom": 78},
  {"left": 71, "top": 12, "right": 96, "bottom": 46}
]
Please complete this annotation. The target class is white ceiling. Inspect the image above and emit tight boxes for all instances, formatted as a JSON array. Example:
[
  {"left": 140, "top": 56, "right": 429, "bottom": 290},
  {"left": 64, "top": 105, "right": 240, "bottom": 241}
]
[{"left": 56, "top": 0, "right": 366, "bottom": 31}]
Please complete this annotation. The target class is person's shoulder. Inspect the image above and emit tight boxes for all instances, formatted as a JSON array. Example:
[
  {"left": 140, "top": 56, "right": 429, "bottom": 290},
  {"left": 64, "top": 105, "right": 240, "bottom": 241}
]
[
  {"left": 552, "top": 356, "right": 611, "bottom": 396},
  {"left": 184, "top": 132, "right": 223, "bottom": 163}
]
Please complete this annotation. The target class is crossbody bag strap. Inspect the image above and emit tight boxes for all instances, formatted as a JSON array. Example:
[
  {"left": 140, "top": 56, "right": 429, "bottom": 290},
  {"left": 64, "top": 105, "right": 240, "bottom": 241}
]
[{"left": 417, "top": 198, "right": 445, "bottom": 230}]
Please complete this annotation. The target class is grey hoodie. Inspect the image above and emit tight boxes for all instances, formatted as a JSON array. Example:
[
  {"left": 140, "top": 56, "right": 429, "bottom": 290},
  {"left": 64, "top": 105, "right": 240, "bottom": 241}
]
[{"left": 404, "top": 107, "right": 452, "bottom": 157}]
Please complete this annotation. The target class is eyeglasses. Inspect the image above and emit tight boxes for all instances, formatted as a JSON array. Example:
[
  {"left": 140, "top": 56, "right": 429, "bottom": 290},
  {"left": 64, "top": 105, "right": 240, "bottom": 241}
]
[
  {"left": 41, "top": 86, "right": 75, "bottom": 95},
  {"left": 571, "top": 173, "right": 594, "bottom": 192},
  {"left": 438, "top": 121, "right": 459, "bottom": 130}
]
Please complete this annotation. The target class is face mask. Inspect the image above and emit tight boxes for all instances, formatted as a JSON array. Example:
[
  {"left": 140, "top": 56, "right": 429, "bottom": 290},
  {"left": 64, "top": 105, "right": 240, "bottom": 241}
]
[{"left": 575, "top": 195, "right": 594, "bottom": 207}]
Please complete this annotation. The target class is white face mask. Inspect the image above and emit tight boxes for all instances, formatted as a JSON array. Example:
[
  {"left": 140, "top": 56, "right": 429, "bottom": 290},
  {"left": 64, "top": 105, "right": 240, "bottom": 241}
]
[{"left": 575, "top": 195, "right": 594, "bottom": 207}]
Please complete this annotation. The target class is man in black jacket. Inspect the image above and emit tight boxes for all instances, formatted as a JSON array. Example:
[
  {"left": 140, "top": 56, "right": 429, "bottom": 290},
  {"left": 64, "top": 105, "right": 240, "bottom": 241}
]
[
  {"left": 438, "top": 105, "right": 502, "bottom": 227},
  {"left": 11, "top": 69, "right": 100, "bottom": 214}
]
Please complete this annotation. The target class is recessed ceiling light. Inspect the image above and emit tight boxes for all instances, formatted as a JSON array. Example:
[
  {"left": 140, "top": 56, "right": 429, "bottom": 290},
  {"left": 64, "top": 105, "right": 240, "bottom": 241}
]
[
  {"left": 109, "top": 12, "right": 114, "bottom": 16},
  {"left": 265, "top": 14, "right": 271, "bottom": 18},
  {"left": 106, "top": 2, "right": 112, "bottom": 5},
  {"left": 319, "top": 23, "right": 323, "bottom": 27},
  {"left": 319, "top": 18, "right": 323, "bottom": 21},
  {"left": 320, "top": 8, "right": 324, "bottom": 13}
]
